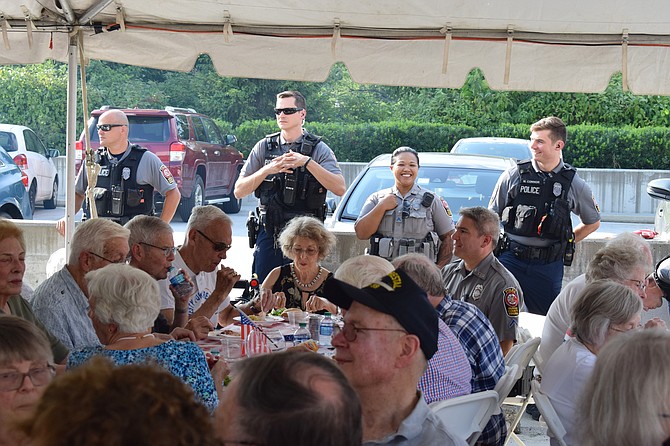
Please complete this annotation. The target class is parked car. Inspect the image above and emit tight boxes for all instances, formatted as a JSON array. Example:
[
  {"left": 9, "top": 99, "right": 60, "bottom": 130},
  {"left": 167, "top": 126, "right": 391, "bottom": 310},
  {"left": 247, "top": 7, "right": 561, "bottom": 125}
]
[
  {"left": 450, "top": 137, "right": 532, "bottom": 161},
  {"left": 0, "top": 124, "right": 59, "bottom": 212},
  {"left": 325, "top": 152, "right": 514, "bottom": 232},
  {"left": 76, "top": 106, "right": 244, "bottom": 221},
  {"left": 0, "top": 145, "right": 33, "bottom": 220},
  {"left": 648, "top": 178, "right": 670, "bottom": 237}
]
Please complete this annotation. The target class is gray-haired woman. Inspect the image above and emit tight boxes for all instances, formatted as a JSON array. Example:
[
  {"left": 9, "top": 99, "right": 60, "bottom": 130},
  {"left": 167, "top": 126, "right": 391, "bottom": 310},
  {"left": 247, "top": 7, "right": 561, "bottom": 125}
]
[
  {"left": 541, "top": 280, "right": 643, "bottom": 446},
  {"left": 261, "top": 216, "right": 338, "bottom": 313},
  {"left": 67, "top": 263, "right": 226, "bottom": 412}
]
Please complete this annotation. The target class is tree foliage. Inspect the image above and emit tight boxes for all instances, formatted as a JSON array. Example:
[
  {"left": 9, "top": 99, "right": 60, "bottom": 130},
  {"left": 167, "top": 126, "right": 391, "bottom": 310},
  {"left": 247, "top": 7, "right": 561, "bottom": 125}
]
[{"left": 1, "top": 57, "right": 670, "bottom": 168}]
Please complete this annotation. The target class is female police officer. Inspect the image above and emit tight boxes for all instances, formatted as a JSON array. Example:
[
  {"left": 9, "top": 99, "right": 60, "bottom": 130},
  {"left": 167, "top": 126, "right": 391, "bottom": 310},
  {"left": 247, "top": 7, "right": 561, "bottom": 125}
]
[{"left": 354, "top": 147, "right": 455, "bottom": 268}]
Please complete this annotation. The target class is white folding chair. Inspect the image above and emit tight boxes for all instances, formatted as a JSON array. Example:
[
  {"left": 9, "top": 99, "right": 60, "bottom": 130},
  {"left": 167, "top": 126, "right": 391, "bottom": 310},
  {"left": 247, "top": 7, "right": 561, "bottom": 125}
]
[
  {"left": 503, "top": 337, "right": 541, "bottom": 446},
  {"left": 494, "top": 364, "right": 519, "bottom": 408},
  {"left": 531, "top": 380, "right": 569, "bottom": 446},
  {"left": 430, "top": 390, "right": 500, "bottom": 446}
]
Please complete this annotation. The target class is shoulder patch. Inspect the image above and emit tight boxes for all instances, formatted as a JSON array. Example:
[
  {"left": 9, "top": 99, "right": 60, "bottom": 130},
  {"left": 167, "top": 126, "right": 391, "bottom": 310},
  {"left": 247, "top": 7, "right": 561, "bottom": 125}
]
[
  {"left": 503, "top": 287, "right": 520, "bottom": 317},
  {"left": 160, "top": 165, "right": 175, "bottom": 184},
  {"left": 440, "top": 197, "right": 452, "bottom": 216}
]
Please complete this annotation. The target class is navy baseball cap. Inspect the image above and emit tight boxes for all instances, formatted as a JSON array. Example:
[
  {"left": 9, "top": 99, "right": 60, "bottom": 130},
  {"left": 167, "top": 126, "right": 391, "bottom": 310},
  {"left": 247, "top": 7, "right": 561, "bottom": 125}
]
[
  {"left": 323, "top": 269, "right": 438, "bottom": 360},
  {"left": 654, "top": 254, "right": 670, "bottom": 301}
]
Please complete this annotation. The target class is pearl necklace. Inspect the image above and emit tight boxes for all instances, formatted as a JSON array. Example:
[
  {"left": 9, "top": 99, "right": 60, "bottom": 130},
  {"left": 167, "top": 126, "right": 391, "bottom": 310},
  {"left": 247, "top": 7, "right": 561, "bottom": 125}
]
[{"left": 291, "top": 263, "right": 323, "bottom": 289}]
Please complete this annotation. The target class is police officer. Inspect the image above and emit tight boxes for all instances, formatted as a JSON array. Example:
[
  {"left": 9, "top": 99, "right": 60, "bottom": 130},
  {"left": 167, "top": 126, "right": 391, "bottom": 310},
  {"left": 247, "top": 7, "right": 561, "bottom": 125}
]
[
  {"left": 234, "top": 91, "right": 346, "bottom": 283},
  {"left": 441, "top": 206, "right": 522, "bottom": 356},
  {"left": 489, "top": 116, "right": 600, "bottom": 315},
  {"left": 56, "top": 110, "right": 180, "bottom": 236},
  {"left": 355, "top": 146, "right": 454, "bottom": 267}
]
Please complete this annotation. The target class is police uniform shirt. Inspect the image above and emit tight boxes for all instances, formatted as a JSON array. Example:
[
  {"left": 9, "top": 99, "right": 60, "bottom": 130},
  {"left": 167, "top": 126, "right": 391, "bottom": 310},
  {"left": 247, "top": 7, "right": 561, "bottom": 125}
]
[
  {"left": 75, "top": 144, "right": 177, "bottom": 196},
  {"left": 240, "top": 133, "right": 342, "bottom": 179},
  {"left": 488, "top": 159, "right": 600, "bottom": 247},
  {"left": 358, "top": 183, "right": 455, "bottom": 241},
  {"left": 442, "top": 252, "right": 522, "bottom": 343}
]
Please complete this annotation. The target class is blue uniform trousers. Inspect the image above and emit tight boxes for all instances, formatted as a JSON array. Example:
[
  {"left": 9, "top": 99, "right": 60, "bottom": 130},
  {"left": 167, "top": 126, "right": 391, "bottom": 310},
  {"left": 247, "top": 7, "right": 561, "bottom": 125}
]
[{"left": 498, "top": 250, "right": 563, "bottom": 315}]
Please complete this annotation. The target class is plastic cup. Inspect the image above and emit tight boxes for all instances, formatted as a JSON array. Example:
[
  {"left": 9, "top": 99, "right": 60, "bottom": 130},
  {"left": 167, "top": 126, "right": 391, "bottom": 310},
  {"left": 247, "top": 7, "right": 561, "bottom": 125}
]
[
  {"left": 221, "top": 336, "right": 242, "bottom": 361},
  {"left": 288, "top": 311, "right": 298, "bottom": 327}
]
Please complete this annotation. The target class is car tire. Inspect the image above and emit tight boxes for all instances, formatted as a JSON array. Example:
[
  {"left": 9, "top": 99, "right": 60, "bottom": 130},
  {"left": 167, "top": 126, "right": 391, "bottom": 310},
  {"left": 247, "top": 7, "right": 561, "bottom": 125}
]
[
  {"left": 221, "top": 171, "right": 242, "bottom": 214},
  {"left": 28, "top": 181, "right": 37, "bottom": 214},
  {"left": 179, "top": 174, "right": 204, "bottom": 222},
  {"left": 43, "top": 179, "right": 58, "bottom": 209}
]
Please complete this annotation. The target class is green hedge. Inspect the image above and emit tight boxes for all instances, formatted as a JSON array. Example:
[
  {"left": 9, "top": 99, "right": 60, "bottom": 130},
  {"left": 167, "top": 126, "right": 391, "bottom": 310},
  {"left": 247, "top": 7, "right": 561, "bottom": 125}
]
[{"left": 233, "top": 120, "right": 670, "bottom": 169}]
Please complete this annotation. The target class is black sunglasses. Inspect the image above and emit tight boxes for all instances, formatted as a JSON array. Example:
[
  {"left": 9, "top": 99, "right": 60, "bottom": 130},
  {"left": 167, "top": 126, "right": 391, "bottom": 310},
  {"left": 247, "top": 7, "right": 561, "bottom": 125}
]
[
  {"left": 96, "top": 123, "right": 127, "bottom": 131},
  {"left": 196, "top": 229, "right": 232, "bottom": 252},
  {"left": 274, "top": 108, "right": 303, "bottom": 116}
]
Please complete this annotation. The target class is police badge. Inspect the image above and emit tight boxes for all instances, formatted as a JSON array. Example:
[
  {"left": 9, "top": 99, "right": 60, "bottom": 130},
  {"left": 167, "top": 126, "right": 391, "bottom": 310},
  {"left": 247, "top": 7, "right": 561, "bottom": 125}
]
[
  {"left": 553, "top": 182, "right": 562, "bottom": 197},
  {"left": 122, "top": 167, "right": 131, "bottom": 181},
  {"left": 471, "top": 284, "right": 483, "bottom": 301}
]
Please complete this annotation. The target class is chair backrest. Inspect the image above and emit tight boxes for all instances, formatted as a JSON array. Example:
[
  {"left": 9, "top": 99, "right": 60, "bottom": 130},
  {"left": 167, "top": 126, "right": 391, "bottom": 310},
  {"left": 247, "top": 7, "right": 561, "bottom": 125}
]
[
  {"left": 506, "top": 337, "right": 541, "bottom": 381},
  {"left": 531, "top": 380, "right": 569, "bottom": 446},
  {"left": 429, "top": 390, "right": 500, "bottom": 446},
  {"left": 493, "top": 364, "right": 519, "bottom": 406}
]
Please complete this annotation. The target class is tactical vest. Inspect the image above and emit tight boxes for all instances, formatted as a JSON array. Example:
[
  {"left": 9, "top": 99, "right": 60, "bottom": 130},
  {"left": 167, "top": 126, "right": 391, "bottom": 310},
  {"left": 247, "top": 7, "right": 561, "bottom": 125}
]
[
  {"left": 501, "top": 160, "right": 576, "bottom": 241},
  {"left": 369, "top": 190, "right": 440, "bottom": 261},
  {"left": 90, "top": 144, "right": 155, "bottom": 221},
  {"left": 255, "top": 132, "right": 328, "bottom": 236}
]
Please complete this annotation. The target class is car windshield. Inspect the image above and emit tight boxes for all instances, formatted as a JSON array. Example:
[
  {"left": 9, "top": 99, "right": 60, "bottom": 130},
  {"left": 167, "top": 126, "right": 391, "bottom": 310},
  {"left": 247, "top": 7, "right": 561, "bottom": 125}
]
[
  {"left": 339, "top": 166, "right": 504, "bottom": 221},
  {"left": 89, "top": 116, "right": 171, "bottom": 143},
  {"left": 453, "top": 141, "right": 530, "bottom": 160}
]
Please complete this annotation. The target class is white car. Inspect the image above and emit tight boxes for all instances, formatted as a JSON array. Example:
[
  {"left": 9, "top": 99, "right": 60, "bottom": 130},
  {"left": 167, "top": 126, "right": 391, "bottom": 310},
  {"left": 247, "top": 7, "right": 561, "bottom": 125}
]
[
  {"left": 326, "top": 152, "right": 515, "bottom": 233},
  {"left": 0, "top": 124, "right": 59, "bottom": 211}
]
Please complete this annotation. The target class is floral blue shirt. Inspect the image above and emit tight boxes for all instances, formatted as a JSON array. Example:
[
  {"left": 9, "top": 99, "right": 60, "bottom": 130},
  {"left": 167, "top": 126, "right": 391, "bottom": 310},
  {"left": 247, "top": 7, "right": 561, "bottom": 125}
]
[{"left": 67, "top": 340, "right": 218, "bottom": 412}]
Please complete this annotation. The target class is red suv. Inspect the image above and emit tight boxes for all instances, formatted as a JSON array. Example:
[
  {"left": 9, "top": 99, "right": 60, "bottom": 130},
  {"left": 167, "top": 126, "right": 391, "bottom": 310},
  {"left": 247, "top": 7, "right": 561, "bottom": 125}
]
[{"left": 76, "top": 106, "right": 244, "bottom": 221}]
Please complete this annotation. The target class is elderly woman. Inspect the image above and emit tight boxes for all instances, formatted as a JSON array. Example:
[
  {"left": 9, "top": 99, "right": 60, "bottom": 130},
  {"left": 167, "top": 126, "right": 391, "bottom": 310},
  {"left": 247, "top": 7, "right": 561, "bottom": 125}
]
[
  {"left": 542, "top": 280, "right": 643, "bottom": 446},
  {"left": 578, "top": 329, "right": 670, "bottom": 446},
  {"left": 354, "top": 146, "right": 455, "bottom": 267},
  {"left": 0, "top": 316, "right": 56, "bottom": 446},
  {"left": 0, "top": 219, "right": 68, "bottom": 365},
  {"left": 22, "top": 357, "right": 221, "bottom": 446},
  {"left": 66, "top": 263, "right": 225, "bottom": 412},
  {"left": 261, "top": 216, "right": 338, "bottom": 313}
]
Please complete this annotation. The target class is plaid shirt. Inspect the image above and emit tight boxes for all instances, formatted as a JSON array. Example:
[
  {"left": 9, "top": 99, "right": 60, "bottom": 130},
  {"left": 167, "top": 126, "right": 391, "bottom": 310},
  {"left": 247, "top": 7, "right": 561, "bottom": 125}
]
[
  {"left": 437, "top": 296, "right": 507, "bottom": 446},
  {"left": 419, "top": 318, "right": 472, "bottom": 403}
]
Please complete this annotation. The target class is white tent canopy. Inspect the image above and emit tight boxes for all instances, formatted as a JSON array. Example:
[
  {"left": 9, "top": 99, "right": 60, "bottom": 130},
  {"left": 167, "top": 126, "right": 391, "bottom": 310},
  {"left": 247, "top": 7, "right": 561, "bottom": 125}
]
[
  {"left": 2, "top": 0, "right": 670, "bottom": 94},
  {"left": 2, "top": 0, "right": 670, "bottom": 250}
]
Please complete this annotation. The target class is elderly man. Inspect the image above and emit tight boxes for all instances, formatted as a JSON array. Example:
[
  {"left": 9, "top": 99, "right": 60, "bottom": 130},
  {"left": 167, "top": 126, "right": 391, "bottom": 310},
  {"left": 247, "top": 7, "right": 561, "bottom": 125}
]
[
  {"left": 336, "top": 255, "right": 472, "bottom": 405},
  {"left": 159, "top": 205, "right": 278, "bottom": 328},
  {"left": 30, "top": 218, "right": 130, "bottom": 349},
  {"left": 442, "top": 206, "right": 522, "bottom": 355},
  {"left": 394, "top": 253, "right": 507, "bottom": 446},
  {"left": 215, "top": 351, "right": 362, "bottom": 445},
  {"left": 125, "top": 215, "right": 211, "bottom": 339},
  {"left": 324, "top": 270, "right": 466, "bottom": 446},
  {"left": 541, "top": 232, "right": 666, "bottom": 362}
]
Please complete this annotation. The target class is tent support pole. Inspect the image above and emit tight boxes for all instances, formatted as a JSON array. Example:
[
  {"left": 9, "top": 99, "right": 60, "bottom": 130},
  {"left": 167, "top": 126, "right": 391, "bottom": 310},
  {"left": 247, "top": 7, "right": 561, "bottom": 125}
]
[{"left": 64, "top": 35, "right": 78, "bottom": 257}]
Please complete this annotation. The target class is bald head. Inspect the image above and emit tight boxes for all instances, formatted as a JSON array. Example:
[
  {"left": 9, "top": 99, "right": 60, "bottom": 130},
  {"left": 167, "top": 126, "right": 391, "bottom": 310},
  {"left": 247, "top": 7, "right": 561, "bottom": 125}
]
[{"left": 100, "top": 109, "right": 129, "bottom": 126}]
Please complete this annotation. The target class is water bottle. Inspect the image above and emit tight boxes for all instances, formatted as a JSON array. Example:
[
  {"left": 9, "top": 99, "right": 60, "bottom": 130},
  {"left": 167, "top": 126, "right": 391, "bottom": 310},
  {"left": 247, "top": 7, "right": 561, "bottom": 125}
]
[
  {"left": 168, "top": 266, "right": 193, "bottom": 297},
  {"left": 319, "top": 312, "right": 334, "bottom": 347},
  {"left": 293, "top": 322, "right": 311, "bottom": 346}
]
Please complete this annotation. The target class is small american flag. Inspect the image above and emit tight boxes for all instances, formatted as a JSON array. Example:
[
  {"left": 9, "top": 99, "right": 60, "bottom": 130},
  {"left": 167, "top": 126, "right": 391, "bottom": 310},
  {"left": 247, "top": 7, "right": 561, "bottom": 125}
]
[{"left": 238, "top": 310, "right": 255, "bottom": 355}]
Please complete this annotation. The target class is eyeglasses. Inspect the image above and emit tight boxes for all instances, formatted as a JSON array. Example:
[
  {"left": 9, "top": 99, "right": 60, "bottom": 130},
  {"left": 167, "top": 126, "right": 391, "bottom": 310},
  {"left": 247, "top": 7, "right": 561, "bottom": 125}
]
[
  {"left": 140, "top": 242, "right": 177, "bottom": 257},
  {"left": 196, "top": 230, "right": 232, "bottom": 252},
  {"left": 274, "top": 108, "right": 303, "bottom": 116},
  {"left": 340, "top": 322, "right": 407, "bottom": 343},
  {"left": 0, "top": 365, "right": 55, "bottom": 392},
  {"left": 610, "top": 324, "right": 643, "bottom": 333},
  {"left": 88, "top": 251, "right": 126, "bottom": 264},
  {"left": 96, "top": 123, "right": 127, "bottom": 132},
  {"left": 291, "top": 246, "right": 319, "bottom": 257},
  {"left": 401, "top": 199, "right": 411, "bottom": 219},
  {"left": 626, "top": 278, "right": 647, "bottom": 292}
]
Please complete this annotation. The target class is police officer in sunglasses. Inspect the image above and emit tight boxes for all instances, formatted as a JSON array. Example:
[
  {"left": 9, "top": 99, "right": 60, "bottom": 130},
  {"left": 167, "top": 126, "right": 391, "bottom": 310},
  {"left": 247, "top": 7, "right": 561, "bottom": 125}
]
[
  {"left": 234, "top": 90, "right": 346, "bottom": 283},
  {"left": 57, "top": 109, "right": 180, "bottom": 235}
]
